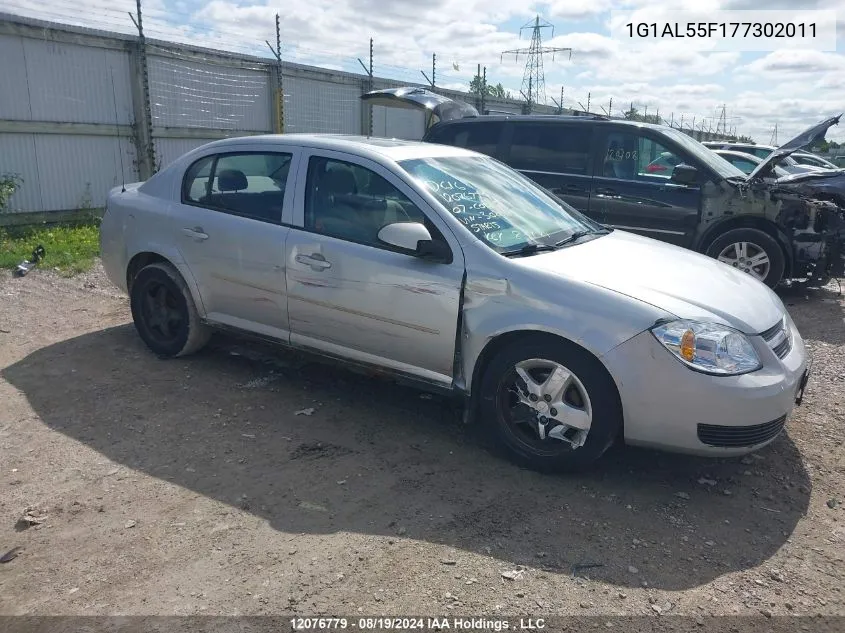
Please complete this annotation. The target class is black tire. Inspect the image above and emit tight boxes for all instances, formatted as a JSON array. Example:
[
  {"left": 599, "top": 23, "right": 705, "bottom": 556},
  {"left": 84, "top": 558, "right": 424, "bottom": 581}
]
[
  {"left": 477, "top": 336, "right": 622, "bottom": 473},
  {"left": 129, "top": 262, "right": 210, "bottom": 358},
  {"left": 704, "top": 228, "right": 786, "bottom": 288}
]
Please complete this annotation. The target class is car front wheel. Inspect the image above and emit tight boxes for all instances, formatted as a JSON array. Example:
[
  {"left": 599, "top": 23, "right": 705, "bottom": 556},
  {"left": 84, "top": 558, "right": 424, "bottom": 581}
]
[
  {"left": 705, "top": 228, "right": 786, "bottom": 288},
  {"left": 478, "top": 336, "right": 622, "bottom": 472},
  {"left": 130, "top": 262, "right": 210, "bottom": 358}
]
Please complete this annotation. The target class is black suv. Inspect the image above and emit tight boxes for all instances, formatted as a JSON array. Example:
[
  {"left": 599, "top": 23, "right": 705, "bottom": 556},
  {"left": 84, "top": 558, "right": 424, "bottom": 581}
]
[{"left": 363, "top": 88, "right": 845, "bottom": 288}]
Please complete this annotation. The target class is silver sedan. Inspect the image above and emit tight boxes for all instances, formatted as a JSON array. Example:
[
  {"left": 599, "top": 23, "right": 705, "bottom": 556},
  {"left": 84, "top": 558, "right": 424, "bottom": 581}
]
[{"left": 99, "top": 135, "right": 811, "bottom": 471}]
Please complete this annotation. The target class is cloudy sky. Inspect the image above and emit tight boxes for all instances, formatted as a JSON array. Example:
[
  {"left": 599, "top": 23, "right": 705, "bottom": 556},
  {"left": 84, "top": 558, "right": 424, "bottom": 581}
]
[{"left": 2, "top": 0, "right": 843, "bottom": 144}]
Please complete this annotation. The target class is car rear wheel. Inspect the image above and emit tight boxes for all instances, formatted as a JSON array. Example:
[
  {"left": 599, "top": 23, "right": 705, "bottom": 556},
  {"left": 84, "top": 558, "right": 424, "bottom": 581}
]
[
  {"left": 130, "top": 262, "right": 210, "bottom": 358},
  {"left": 478, "top": 336, "right": 622, "bottom": 472},
  {"left": 705, "top": 228, "right": 786, "bottom": 288}
]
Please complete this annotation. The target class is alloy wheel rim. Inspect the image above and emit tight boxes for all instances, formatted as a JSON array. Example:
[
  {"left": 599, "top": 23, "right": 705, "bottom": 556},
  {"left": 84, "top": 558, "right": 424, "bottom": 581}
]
[
  {"left": 717, "top": 241, "right": 771, "bottom": 281},
  {"left": 140, "top": 280, "right": 185, "bottom": 345}
]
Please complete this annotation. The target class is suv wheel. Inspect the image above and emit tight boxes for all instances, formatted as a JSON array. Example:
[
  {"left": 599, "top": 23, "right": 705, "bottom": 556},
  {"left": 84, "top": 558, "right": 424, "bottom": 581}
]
[
  {"left": 130, "top": 262, "right": 210, "bottom": 358},
  {"left": 705, "top": 228, "right": 786, "bottom": 288},
  {"left": 478, "top": 336, "right": 622, "bottom": 473}
]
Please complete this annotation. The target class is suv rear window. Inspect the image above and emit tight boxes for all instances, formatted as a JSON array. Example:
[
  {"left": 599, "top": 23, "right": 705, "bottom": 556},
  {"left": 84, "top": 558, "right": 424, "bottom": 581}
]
[
  {"left": 508, "top": 123, "right": 591, "bottom": 175},
  {"left": 427, "top": 122, "right": 501, "bottom": 158}
]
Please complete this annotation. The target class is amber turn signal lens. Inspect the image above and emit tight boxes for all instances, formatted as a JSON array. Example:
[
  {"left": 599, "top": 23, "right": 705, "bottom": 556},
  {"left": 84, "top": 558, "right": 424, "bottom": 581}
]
[{"left": 680, "top": 329, "right": 696, "bottom": 362}]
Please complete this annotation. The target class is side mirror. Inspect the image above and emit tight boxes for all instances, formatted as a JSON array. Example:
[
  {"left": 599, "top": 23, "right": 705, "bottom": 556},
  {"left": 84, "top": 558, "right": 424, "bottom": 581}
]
[
  {"left": 670, "top": 164, "right": 698, "bottom": 185},
  {"left": 377, "top": 222, "right": 451, "bottom": 263}
]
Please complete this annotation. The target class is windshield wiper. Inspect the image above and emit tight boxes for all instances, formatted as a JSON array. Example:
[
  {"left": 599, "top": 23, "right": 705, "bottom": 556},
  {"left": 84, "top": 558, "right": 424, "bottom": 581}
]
[
  {"left": 554, "top": 229, "right": 605, "bottom": 247},
  {"left": 500, "top": 243, "right": 559, "bottom": 258}
]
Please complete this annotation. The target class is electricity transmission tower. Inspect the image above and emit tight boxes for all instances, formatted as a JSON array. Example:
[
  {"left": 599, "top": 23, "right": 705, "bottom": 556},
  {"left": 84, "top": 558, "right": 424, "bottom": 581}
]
[
  {"left": 715, "top": 105, "right": 727, "bottom": 135},
  {"left": 770, "top": 123, "right": 778, "bottom": 145},
  {"left": 501, "top": 15, "right": 572, "bottom": 113}
]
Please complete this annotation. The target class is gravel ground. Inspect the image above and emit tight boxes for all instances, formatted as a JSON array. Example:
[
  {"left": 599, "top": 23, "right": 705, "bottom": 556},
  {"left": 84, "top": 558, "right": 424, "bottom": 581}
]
[{"left": 0, "top": 261, "right": 843, "bottom": 619}]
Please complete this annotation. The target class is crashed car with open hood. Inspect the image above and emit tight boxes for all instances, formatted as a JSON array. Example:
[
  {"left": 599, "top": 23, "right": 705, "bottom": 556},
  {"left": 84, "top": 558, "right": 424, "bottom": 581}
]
[{"left": 363, "top": 88, "right": 845, "bottom": 288}]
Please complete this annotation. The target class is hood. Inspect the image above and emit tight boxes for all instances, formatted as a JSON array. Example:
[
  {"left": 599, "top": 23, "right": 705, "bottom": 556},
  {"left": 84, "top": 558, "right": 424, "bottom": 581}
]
[
  {"left": 748, "top": 114, "right": 842, "bottom": 181},
  {"left": 776, "top": 168, "right": 845, "bottom": 185},
  {"left": 524, "top": 230, "right": 785, "bottom": 334},
  {"left": 360, "top": 87, "right": 479, "bottom": 123}
]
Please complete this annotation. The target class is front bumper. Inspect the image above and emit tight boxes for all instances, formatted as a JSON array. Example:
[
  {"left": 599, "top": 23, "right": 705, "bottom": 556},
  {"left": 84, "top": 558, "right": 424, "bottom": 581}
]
[{"left": 601, "top": 318, "right": 808, "bottom": 457}]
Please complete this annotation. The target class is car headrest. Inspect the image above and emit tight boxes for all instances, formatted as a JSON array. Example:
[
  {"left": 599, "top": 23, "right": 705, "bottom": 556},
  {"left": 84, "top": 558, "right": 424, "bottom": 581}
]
[
  {"left": 365, "top": 174, "right": 394, "bottom": 196},
  {"left": 321, "top": 165, "right": 357, "bottom": 196},
  {"left": 218, "top": 169, "right": 248, "bottom": 192}
]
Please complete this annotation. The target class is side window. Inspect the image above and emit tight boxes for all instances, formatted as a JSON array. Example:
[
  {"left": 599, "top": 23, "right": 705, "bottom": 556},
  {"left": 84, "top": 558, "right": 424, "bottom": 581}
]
[
  {"left": 508, "top": 123, "right": 591, "bottom": 175},
  {"left": 449, "top": 123, "right": 501, "bottom": 157},
  {"left": 730, "top": 157, "right": 757, "bottom": 174},
  {"left": 182, "top": 155, "right": 213, "bottom": 201},
  {"left": 182, "top": 152, "right": 292, "bottom": 224},
  {"left": 303, "top": 157, "right": 430, "bottom": 249},
  {"left": 601, "top": 132, "right": 679, "bottom": 181}
]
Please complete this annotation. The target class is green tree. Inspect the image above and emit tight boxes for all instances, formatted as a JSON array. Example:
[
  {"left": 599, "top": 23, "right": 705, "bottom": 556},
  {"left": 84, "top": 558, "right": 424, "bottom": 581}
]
[
  {"left": 469, "top": 75, "right": 511, "bottom": 100},
  {"left": 622, "top": 107, "right": 662, "bottom": 125}
]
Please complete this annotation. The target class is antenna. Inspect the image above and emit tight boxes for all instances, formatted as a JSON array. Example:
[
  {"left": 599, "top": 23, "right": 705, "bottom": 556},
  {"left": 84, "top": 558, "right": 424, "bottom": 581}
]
[
  {"left": 110, "top": 68, "right": 126, "bottom": 192},
  {"left": 501, "top": 15, "right": 572, "bottom": 113}
]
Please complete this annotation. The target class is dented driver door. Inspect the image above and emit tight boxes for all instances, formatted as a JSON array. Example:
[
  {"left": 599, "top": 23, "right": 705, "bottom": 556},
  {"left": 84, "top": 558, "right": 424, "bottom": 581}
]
[{"left": 284, "top": 149, "right": 466, "bottom": 388}]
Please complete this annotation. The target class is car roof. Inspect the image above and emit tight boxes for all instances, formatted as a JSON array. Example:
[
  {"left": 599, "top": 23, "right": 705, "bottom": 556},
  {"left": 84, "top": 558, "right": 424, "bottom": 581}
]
[
  {"left": 719, "top": 143, "right": 776, "bottom": 150},
  {"left": 714, "top": 149, "right": 762, "bottom": 161},
  {"left": 429, "top": 114, "right": 668, "bottom": 132},
  {"left": 195, "top": 133, "right": 478, "bottom": 162}
]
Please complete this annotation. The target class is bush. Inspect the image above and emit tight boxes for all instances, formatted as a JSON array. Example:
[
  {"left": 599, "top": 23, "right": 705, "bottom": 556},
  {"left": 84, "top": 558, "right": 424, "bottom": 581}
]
[{"left": 0, "top": 174, "right": 22, "bottom": 212}]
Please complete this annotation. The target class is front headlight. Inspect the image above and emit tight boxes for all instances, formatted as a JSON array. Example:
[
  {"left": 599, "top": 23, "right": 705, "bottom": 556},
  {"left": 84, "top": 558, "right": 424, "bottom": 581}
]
[{"left": 650, "top": 319, "right": 762, "bottom": 376}]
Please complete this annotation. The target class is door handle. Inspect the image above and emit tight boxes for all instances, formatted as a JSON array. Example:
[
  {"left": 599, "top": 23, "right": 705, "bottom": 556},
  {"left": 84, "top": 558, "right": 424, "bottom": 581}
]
[
  {"left": 182, "top": 227, "right": 209, "bottom": 240},
  {"left": 595, "top": 187, "right": 617, "bottom": 196},
  {"left": 550, "top": 185, "right": 584, "bottom": 194},
  {"left": 296, "top": 253, "right": 332, "bottom": 271}
]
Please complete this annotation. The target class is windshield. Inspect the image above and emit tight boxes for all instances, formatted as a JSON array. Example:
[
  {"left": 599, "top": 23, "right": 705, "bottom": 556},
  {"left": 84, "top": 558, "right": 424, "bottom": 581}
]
[
  {"left": 660, "top": 127, "right": 747, "bottom": 180},
  {"left": 398, "top": 155, "right": 602, "bottom": 252}
]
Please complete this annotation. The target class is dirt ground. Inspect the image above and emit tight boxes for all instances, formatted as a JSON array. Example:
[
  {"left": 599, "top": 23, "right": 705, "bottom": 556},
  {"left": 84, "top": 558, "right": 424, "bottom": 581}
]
[{"left": 0, "top": 261, "right": 843, "bottom": 619}]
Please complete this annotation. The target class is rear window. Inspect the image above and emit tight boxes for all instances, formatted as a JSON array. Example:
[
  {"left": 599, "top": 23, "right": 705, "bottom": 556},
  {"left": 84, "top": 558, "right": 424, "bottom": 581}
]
[{"left": 427, "top": 122, "right": 501, "bottom": 158}]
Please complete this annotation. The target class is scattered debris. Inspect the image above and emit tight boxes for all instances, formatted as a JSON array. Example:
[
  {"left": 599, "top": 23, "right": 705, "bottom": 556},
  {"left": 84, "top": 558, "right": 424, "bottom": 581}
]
[
  {"left": 501, "top": 569, "right": 524, "bottom": 581},
  {"left": 241, "top": 434, "right": 256, "bottom": 439},
  {"left": 15, "top": 508, "right": 47, "bottom": 531},
  {"left": 13, "top": 245, "right": 46, "bottom": 278},
  {"left": 0, "top": 547, "right": 22, "bottom": 563},
  {"left": 68, "top": 587, "right": 79, "bottom": 594},
  {"left": 419, "top": 394, "right": 432, "bottom": 400},
  {"left": 440, "top": 559, "right": 457, "bottom": 566},
  {"left": 675, "top": 492, "right": 691, "bottom": 500},
  {"left": 827, "top": 499, "right": 839, "bottom": 509},
  {"left": 124, "top": 519, "right": 137, "bottom": 529},
  {"left": 651, "top": 604, "right": 663, "bottom": 614},
  {"left": 697, "top": 477, "right": 717, "bottom": 486},
  {"left": 628, "top": 566, "right": 639, "bottom": 575},
  {"left": 769, "top": 569, "right": 785, "bottom": 583},
  {"left": 294, "top": 408, "right": 316, "bottom": 416}
]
